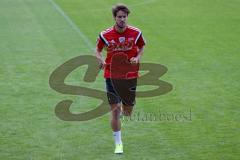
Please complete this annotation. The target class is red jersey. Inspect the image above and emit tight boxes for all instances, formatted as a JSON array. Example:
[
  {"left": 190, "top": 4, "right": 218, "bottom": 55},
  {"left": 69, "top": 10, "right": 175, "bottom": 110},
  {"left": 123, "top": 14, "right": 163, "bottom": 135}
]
[{"left": 96, "top": 25, "right": 146, "bottom": 79}]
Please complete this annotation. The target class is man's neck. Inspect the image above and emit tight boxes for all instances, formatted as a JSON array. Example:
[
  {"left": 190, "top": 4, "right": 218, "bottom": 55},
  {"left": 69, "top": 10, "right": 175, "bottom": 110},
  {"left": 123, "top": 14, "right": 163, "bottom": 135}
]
[{"left": 115, "top": 25, "right": 127, "bottom": 33}]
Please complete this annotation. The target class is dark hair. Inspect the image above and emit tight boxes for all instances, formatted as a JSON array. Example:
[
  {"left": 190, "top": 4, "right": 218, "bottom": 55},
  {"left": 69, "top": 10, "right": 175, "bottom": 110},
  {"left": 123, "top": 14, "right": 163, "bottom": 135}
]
[{"left": 112, "top": 4, "right": 130, "bottom": 17}]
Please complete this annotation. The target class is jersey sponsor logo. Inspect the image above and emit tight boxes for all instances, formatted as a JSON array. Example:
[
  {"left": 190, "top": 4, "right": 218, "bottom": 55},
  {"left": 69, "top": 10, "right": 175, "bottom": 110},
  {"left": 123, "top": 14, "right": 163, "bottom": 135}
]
[{"left": 108, "top": 37, "right": 134, "bottom": 52}]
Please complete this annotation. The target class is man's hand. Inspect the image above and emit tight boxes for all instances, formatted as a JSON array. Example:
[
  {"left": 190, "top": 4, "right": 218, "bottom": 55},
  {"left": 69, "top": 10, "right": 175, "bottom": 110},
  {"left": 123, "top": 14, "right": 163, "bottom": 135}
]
[
  {"left": 95, "top": 48, "right": 106, "bottom": 70},
  {"left": 130, "top": 57, "right": 140, "bottom": 64},
  {"left": 99, "top": 60, "right": 106, "bottom": 70},
  {"left": 130, "top": 47, "right": 144, "bottom": 64}
]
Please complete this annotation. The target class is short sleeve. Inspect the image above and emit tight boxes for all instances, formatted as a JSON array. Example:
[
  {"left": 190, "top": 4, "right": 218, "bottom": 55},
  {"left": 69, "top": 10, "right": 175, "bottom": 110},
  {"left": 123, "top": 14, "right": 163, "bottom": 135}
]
[
  {"left": 96, "top": 36, "right": 105, "bottom": 51},
  {"left": 136, "top": 34, "right": 146, "bottom": 49}
]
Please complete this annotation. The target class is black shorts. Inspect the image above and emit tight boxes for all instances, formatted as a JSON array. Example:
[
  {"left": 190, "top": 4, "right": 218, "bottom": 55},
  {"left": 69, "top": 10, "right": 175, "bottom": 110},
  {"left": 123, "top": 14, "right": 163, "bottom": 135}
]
[{"left": 105, "top": 78, "right": 137, "bottom": 106}]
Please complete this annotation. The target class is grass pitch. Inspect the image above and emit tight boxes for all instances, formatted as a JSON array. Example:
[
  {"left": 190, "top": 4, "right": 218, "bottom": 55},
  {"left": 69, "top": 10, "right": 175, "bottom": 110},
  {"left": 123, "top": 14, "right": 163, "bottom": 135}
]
[{"left": 0, "top": 0, "right": 239, "bottom": 159}]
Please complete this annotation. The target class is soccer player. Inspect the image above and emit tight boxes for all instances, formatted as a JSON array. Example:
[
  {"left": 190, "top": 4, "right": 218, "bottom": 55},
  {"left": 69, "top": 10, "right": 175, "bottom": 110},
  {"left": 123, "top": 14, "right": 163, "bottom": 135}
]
[{"left": 95, "top": 4, "right": 145, "bottom": 154}]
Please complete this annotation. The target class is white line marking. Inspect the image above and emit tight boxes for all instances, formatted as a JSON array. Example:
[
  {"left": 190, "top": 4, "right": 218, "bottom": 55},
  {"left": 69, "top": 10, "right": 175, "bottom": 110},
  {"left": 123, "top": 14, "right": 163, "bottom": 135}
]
[
  {"left": 128, "top": 0, "right": 156, "bottom": 7},
  {"left": 48, "top": 0, "right": 156, "bottom": 51},
  {"left": 48, "top": 0, "right": 94, "bottom": 51},
  {"left": 85, "top": 0, "right": 156, "bottom": 12}
]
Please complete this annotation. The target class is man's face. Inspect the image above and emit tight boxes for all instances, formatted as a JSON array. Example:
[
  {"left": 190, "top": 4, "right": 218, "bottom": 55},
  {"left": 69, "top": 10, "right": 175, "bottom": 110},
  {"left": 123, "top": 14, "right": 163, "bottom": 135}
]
[{"left": 114, "top": 10, "right": 128, "bottom": 28}]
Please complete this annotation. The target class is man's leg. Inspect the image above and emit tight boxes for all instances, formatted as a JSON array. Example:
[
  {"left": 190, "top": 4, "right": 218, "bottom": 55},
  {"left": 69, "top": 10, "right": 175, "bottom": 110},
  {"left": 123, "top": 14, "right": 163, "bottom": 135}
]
[
  {"left": 110, "top": 103, "right": 122, "bottom": 132},
  {"left": 106, "top": 78, "right": 123, "bottom": 153},
  {"left": 110, "top": 103, "right": 123, "bottom": 154}
]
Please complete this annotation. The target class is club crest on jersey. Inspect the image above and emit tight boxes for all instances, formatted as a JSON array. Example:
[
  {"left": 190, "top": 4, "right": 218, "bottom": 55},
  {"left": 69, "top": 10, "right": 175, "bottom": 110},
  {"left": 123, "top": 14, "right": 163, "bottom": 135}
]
[
  {"left": 128, "top": 37, "right": 134, "bottom": 41},
  {"left": 119, "top": 37, "right": 125, "bottom": 43}
]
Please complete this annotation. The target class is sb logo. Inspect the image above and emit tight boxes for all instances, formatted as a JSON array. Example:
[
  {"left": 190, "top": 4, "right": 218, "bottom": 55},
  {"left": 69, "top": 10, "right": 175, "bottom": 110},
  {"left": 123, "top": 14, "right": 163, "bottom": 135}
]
[{"left": 49, "top": 55, "right": 172, "bottom": 121}]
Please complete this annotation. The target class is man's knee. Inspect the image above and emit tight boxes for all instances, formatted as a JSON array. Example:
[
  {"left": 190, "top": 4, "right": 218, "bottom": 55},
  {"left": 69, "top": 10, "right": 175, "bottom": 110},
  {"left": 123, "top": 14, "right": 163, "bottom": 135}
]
[
  {"left": 111, "top": 103, "right": 121, "bottom": 118},
  {"left": 122, "top": 105, "right": 133, "bottom": 116}
]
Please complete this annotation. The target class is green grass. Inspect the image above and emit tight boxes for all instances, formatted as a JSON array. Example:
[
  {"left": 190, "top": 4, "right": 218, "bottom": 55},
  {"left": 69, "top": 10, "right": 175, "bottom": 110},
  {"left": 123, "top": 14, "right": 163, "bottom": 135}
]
[{"left": 0, "top": 0, "right": 239, "bottom": 159}]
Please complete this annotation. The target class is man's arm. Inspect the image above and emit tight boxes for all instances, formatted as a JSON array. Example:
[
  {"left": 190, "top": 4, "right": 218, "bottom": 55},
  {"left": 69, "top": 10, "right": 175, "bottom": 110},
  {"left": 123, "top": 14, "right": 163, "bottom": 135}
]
[
  {"left": 130, "top": 46, "right": 144, "bottom": 64},
  {"left": 95, "top": 48, "right": 106, "bottom": 69}
]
